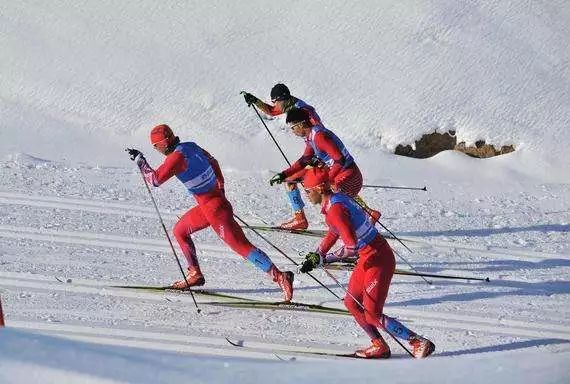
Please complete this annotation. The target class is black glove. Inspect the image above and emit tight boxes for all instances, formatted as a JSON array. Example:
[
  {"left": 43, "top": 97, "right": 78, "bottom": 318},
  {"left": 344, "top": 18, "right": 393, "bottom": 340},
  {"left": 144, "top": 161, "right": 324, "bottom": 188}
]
[
  {"left": 126, "top": 148, "right": 142, "bottom": 161},
  {"left": 300, "top": 252, "right": 322, "bottom": 273},
  {"left": 243, "top": 92, "right": 258, "bottom": 106},
  {"left": 269, "top": 172, "right": 286, "bottom": 186}
]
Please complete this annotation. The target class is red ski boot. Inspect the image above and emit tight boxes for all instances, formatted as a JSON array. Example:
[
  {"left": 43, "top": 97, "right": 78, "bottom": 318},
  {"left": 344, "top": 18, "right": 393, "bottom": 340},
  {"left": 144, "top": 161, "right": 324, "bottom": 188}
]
[
  {"left": 279, "top": 210, "right": 308, "bottom": 230},
  {"left": 270, "top": 266, "right": 294, "bottom": 302},
  {"left": 171, "top": 266, "right": 205, "bottom": 289},
  {"left": 355, "top": 337, "right": 391, "bottom": 359},
  {"left": 409, "top": 336, "right": 435, "bottom": 358}
]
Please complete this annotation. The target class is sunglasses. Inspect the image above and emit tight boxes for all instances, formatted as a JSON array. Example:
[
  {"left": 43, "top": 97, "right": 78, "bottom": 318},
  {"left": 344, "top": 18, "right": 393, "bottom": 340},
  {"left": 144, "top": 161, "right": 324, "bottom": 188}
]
[
  {"left": 303, "top": 186, "right": 320, "bottom": 194},
  {"left": 288, "top": 121, "right": 305, "bottom": 130}
]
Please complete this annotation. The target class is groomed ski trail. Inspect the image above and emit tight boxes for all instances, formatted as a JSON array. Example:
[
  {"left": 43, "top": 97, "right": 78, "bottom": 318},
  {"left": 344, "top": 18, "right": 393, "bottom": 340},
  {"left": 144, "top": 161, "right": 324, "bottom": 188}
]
[{"left": 1, "top": 272, "right": 569, "bottom": 341}]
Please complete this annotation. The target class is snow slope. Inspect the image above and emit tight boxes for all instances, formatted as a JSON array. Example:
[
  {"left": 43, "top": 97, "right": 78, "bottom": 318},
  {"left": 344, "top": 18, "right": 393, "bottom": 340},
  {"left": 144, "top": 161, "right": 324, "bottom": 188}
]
[{"left": 0, "top": 1, "right": 569, "bottom": 383}]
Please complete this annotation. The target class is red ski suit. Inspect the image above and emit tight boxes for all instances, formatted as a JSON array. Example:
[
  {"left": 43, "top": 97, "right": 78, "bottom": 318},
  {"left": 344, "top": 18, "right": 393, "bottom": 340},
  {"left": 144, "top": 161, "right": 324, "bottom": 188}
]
[
  {"left": 140, "top": 148, "right": 256, "bottom": 267},
  {"left": 318, "top": 196, "right": 395, "bottom": 328},
  {"left": 283, "top": 129, "right": 363, "bottom": 197}
]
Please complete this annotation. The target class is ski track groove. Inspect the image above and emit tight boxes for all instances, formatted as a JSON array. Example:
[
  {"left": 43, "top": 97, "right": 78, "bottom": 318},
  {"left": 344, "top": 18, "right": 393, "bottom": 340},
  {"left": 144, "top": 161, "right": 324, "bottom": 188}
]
[
  {"left": 1, "top": 191, "right": 567, "bottom": 261},
  {"left": 2, "top": 191, "right": 569, "bottom": 358},
  {"left": 9, "top": 320, "right": 370, "bottom": 361},
  {"left": 1, "top": 272, "right": 569, "bottom": 341}
]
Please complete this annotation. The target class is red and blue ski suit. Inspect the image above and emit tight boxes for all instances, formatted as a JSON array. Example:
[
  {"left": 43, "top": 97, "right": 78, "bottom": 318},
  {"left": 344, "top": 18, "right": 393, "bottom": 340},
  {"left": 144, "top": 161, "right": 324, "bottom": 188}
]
[
  {"left": 283, "top": 125, "right": 363, "bottom": 197},
  {"left": 317, "top": 192, "right": 396, "bottom": 339},
  {"left": 138, "top": 142, "right": 275, "bottom": 272}
]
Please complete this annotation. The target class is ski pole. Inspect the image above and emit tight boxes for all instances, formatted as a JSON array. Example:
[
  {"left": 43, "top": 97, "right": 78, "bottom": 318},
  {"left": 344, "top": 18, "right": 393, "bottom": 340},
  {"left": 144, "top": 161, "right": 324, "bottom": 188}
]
[
  {"left": 395, "top": 269, "right": 490, "bottom": 282},
  {"left": 344, "top": 194, "right": 431, "bottom": 285},
  {"left": 241, "top": 92, "right": 291, "bottom": 167},
  {"left": 233, "top": 213, "right": 341, "bottom": 300},
  {"left": 363, "top": 185, "right": 427, "bottom": 191},
  {"left": 0, "top": 295, "right": 5, "bottom": 327},
  {"left": 320, "top": 265, "right": 414, "bottom": 357},
  {"left": 351, "top": 195, "right": 414, "bottom": 254},
  {"left": 137, "top": 169, "right": 201, "bottom": 313},
  {"left": 390, "top": 247, "right": 431, "bottom": 285}
]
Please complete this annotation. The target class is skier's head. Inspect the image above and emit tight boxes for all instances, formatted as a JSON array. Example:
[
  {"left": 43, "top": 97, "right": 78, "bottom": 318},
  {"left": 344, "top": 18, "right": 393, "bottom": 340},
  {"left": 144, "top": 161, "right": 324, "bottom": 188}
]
[
  {"left": 270, "top": 83, "right": 290, "bottom": 102},
  {"left": 150, "top": 124, "right": 180, "bottom": 155},
  {"left": 302, "top": 167, "right": 331, "bottom": 204},
  {"left": 286, "top": 108, "right": 312, "bottom": 137}
]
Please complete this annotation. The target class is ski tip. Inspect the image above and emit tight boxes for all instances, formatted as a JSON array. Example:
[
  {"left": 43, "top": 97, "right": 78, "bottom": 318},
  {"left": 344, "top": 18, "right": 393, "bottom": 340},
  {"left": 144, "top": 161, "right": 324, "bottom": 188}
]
[
  {"left": 422, "top": 186, "right": 427, "bottom": 191},
  {"left": 485, "top": 277, "right": 491, "bottom": 282}
]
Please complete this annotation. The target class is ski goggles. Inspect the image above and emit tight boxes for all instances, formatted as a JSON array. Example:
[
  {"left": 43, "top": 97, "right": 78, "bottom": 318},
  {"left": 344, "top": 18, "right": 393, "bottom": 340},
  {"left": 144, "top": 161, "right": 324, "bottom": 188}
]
[{"left": 288, "top": 121, "right": 305, "bottom": 130}]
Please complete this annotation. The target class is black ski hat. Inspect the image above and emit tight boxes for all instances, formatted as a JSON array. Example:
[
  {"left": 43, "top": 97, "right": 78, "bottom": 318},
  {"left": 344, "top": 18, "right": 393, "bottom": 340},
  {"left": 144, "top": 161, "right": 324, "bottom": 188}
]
[
  {"left": 270, "top": 83, "right": 290, "bottom": 101},
  {"left": 286, "top": 107, "right": 310, "bottom": 124}
]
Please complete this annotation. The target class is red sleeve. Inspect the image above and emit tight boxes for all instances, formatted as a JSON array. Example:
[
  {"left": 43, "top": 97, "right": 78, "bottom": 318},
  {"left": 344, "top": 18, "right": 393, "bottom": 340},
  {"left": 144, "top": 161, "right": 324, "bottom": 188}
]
[
  {"left": 317, "top": 229, "right": 339, "bottom": 256},
  {"left": 140, "top": 151, "right": 186, "bottom": 187},
  {"left": 282, "top": 143, "right": 315, "bottom": 178},
  {"left": 202, "top": 149, "right": 224, "bottom": 188},
  {"left": 313, "top": 131, "right": 344, "bottom": 180},
  {"left": 254, "top": 100, "right": 282, "bottom": 116},
  {"left": 321, "top": 204, "right": 357, "bottom": 254}
]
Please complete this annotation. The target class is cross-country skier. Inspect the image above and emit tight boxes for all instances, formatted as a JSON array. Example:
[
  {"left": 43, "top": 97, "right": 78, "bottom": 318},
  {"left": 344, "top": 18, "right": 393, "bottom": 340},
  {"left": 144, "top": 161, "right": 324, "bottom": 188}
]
[
  {"left": 242, "top": 84, "right": 321, "bottom": 230},
  {"left": 269, "top": 107, "right": 380, "bottom": 228},
  {"left": 298, "top": 167, "right": 435, "bottom": 359},
  {"left": 126, "top": 124, "right": 294, "bottom": 301},
  {"left": 242, "top": 83, "right": 321, "bottom": 126}
]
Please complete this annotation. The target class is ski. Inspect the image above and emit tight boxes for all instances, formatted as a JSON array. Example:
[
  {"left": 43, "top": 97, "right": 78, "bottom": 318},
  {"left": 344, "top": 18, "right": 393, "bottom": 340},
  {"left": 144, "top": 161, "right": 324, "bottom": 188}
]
[
  {"left": 242, "top": 224, "right": 326, "bottom": 238},
  {"left": 114, "top": 285, "right": 350, "bottom": 315},
  {"left": 242, "top": 224, "right": 401, "bottom": 242},
  {"left": 324, "top": 264, "right": 490, "bottom": 282},
  {"left": 111, "top": 285, "right": 260, "bottom": 302},
  {"left": 225, "top": 337, "right": 359, "bottom": 359},
  {"left": 207, "top": 300, "right": 349, "bottom": 315}
]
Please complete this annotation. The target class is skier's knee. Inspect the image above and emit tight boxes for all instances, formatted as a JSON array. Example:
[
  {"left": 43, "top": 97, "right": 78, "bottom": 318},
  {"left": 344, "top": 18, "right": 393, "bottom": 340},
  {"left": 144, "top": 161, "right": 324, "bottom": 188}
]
[
  {"left": 173, "top": 221, "right": 187, "bottom": 240},
  {"left": 343, "top": 296, "right": 360, "bottom": 315}
]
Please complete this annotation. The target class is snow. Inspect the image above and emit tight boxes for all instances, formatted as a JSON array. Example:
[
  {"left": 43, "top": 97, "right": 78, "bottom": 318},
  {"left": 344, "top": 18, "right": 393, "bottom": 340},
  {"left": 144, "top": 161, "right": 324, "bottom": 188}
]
[{"left": 0, "top": 0, "right": 569, "bottom": 383}]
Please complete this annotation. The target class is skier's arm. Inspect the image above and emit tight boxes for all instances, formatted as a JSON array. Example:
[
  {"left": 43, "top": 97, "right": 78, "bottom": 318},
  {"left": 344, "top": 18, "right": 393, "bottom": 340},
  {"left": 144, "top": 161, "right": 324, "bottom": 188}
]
[
  {"left": 313, "top": 131, "right": 346, "bottom": 181},
  {"left": 317, "top": 229, "right": 339, "bottom": 256},
  {"left": 253, "top": 99, "right": 283, "bottom": 116},
  {"left": 282, "top": 144, "right": 315, "bottom": 178},
  {"left": 138, "top": 151, "right": 187, "bottom": 187},
  {"left": 322, "top": 204, "right": 358, "bottom": 259}
]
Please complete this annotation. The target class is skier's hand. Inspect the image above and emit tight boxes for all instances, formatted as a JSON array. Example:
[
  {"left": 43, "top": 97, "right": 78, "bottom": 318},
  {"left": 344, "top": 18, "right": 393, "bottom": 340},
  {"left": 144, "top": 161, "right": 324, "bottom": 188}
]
[
  {"left": 269, "top": 172, "right": 286, "bottom": 186},
  {"left": 126, "top": 148, "right": 142, "bottom": 161},
  {"left": 242, "top": 92, "right": 258, "bottom": 106},
  {"left": 300, "top": 252, "right": 322, "bottom": 273},
  {"left": 126, "top": 148, "right": 146, "bottom": 167}
]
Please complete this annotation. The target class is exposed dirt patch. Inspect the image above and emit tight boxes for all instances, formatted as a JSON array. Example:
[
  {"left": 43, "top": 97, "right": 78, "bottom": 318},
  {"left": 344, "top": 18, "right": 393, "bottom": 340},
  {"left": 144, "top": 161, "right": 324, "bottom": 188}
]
[{"left": 394, "top": 131, "right": 514, "bottom": 158}]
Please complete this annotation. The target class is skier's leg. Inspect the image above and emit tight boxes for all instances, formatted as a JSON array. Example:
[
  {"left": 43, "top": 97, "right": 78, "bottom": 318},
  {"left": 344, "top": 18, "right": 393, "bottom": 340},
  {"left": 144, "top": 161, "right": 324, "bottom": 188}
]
[
  {"left": 171, "top": 206, "right": 209, "bottom": 288},
  {"left": 280, "top": 169, "right": 308, "bottom": 230},
  {"left": 362, "top": 240, "right": 395, "bottom": 326},
  {"left": 369, "top": 241, "right": 435, "bottom": 357},
  {"left": 346, "top": 259, "right": 391, "bottom": 358},
  {"left": 173, "top": 206, "right": 210, "bottom": 268},
  {"left": 203, "top": 196, "right": 294, "bottom": 300},
  {"left": 345, "top": 262, "right": 381, "bottom": 340}
]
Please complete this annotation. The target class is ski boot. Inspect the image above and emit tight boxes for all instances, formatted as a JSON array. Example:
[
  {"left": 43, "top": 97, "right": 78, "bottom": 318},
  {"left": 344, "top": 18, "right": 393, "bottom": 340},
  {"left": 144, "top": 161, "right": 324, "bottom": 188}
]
[
  {"left": 409, "top": 335, "right": 435, "bottom": 358},
  {"left": 355, "top": 337, "right": 391, "bottom": 359},
  {"left": 171, "top": 266, "right": 205, "bottom": 289},
  {"left": 270, "top": 266, "right": 294, "bottom": 302},
  {"left": 279, "top": 210, "right": 308, "bottom": 230}
]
